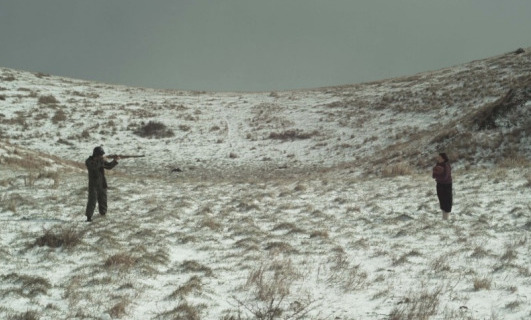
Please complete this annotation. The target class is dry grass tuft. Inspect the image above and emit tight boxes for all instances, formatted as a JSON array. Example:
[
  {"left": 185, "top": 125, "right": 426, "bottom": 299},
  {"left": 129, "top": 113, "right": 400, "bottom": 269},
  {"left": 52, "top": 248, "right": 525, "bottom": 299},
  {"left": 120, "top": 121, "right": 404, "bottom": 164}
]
[
  {"left": 158, "top": 301, "right": 202, "bottom": 320},
  {"left": 389, "top": 286, "right": 442, "bottom": 320},
  {"left": 430, "top": 254, "right": 451, "bottom": 273},
  {"left": 133, "top": 121, "right": 174, "bottom": 138},
  {"left": 109, "top": 298, "right": 129, "bottom": 318},
  {"left": 470, "top": 246, "right": 491, "bottom": 259},
  {"left": 33, "top": 226, "right": 83, "bottom": 249},
  {"left": 51, "top": 109, "right": 67, "bottom": 124},
  {"left": 7, "top": 310, "right": 40, "bottom": 320},
  {"left": 38, "top": 95, "right": 58, "bottom": 105},
  {"left": 309, "top": 230, "right": 329, "bottom": 239},
  {"left": 473, "top": 276, "right": 492, "bottom": 291},
  {"left": 268, "top": 129, "right": 319, "bottom": 141},
  {"left": 181, "top": 260, "right": 213, "bottom": 276},
  {"left": 327, "top": 253, "right": 368, "bottom": 291},
  {"left": 382, "top": 162, "right": 413, "bottom": 177},
  {"left": 200, "top": 217, "right": 222, "bottom": 231},
  {"left": 104, "top": 253, "right": 137, "bottom": 270},
  {"left": 233, "top": 256, "right": 315, "bottom": 319},
  {"left": 169, "top": 276, "right": 202, "bottom": 299},
  {"left": 2, "top": 273, "right": 51, "bottom": 298},
  {"left": 264, "top": 241, "right": 297, "bottom": 254}
]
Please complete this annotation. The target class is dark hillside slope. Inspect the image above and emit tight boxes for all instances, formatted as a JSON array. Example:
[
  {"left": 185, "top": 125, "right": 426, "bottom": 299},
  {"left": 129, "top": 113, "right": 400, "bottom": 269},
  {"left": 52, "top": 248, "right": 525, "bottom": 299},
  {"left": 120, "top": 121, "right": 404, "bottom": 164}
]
[{"left": 351, "top": 49, "right": 531, "bottom": 172}]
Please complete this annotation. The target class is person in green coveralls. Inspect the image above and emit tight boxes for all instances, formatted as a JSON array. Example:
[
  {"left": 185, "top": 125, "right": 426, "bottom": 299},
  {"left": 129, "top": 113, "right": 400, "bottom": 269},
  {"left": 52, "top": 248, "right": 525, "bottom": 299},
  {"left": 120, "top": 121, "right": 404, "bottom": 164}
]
[{"left": 85, "top": 146, "right": 120, "bottom": 222}]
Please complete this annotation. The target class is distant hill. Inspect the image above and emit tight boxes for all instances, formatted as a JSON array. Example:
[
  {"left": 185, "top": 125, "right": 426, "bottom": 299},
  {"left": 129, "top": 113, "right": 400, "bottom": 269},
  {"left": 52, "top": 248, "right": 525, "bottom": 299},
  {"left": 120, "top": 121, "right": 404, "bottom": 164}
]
[{"left": 1, "top": 47, "right": 529, "bottom": 177}]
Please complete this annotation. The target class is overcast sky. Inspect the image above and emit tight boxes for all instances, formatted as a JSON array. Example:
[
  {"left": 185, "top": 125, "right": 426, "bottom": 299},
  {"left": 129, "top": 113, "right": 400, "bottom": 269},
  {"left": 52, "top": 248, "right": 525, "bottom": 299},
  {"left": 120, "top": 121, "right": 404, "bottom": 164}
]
[{"left": 1, "top": 0, "right": 530, "bottom": 92}]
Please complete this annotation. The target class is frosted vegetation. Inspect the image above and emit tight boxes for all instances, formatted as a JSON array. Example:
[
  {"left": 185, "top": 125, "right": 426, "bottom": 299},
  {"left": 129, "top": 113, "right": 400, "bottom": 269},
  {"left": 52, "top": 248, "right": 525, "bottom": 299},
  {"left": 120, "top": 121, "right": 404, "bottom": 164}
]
[{"left": 0, "top": 48, "right": 530, "bottom": 319}]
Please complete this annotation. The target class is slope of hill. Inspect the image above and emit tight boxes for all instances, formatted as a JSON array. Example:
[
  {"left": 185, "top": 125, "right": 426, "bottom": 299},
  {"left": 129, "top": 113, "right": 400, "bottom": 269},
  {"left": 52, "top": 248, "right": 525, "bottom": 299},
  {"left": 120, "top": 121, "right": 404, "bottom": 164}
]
[
  {"left": 0, "top": 49, "right": 530, "bottom": 320},
  {"left": 1, "top": 48, "right": 529, "bottom": 177}
]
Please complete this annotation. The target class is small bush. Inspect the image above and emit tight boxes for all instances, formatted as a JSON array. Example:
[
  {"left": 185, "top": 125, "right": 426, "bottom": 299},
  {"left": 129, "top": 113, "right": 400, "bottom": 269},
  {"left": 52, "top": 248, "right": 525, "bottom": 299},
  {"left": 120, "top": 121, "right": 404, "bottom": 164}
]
[
  {"left": 169, "top": 276, "right": 202, "bottom": 298},
  {"left": 7, "top": 310, "right": 39, "bottom": 320},
  {"left": 104, "top": 253, "right": 137, "bottom": 269},
  {"left": 233, "top": 257, "right": 315, "bottom": 320},
  {"left": 382, "top": 162, "right": 413, "bottom": 177},
  {"left": 33, "top": 226, "right": 83, "bottom": 249},
  {"left": 389, "top": 287, "right": 442, "bottom": 320},
  {"left": 133, "top": 121, "right": 174, "bottom": 138},
  {"left": 109, "top": 299, "right": 129, "bottom": 318},
  {"left": 1, "top": 74, "right": 16, "bottom": 81},
  {"left": 473, "top": 276, "right": 492, "bottom": 291},
  {"left": 38, "top": 95, "right": 59, "bottom": 105},
  {"left": 181, "top": 260, "right": 213, "bottom": 276},
  {"left": 158, "top": 302, "right": 202, "bottom": 320},
  {"left": 2, "top": 273, "right": 51, "bottom": 298},
  {"left": 268, "top": 129, "right": 319, "bottom": 141},
  {"left": 309, "top": 230, "right": 329, "bottom": 239},
  {"left": 51, "top": 109, "right": 67, "bottom": 123}
]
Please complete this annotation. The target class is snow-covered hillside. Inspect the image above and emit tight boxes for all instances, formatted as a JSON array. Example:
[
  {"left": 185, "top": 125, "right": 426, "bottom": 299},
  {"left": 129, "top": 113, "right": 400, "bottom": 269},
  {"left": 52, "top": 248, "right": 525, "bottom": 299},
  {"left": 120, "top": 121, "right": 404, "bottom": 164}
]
[
  {"left": 1, "top": 48, "right": 530, "bottom": 176},
  {"left": 0, "top": 48, "right": 530, "bottom": 319}
]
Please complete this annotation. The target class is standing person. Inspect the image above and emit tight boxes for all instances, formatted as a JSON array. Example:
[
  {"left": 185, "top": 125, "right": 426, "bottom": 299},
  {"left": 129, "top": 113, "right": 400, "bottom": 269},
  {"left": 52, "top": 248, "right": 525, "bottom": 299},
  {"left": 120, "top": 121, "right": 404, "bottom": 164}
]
[
  {"left": 85, "top": 146, "right": 120, "bottom": 222},
  {"left": 432, "top": 153, "right": 452, "bottom": 220}
]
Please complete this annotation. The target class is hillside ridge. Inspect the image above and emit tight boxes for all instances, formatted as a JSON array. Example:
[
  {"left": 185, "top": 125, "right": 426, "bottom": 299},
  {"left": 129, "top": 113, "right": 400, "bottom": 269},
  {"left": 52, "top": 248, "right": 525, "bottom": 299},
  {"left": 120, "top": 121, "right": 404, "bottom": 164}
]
[{"left": 1, "top": 47, "right": 530, "bottom": 177}]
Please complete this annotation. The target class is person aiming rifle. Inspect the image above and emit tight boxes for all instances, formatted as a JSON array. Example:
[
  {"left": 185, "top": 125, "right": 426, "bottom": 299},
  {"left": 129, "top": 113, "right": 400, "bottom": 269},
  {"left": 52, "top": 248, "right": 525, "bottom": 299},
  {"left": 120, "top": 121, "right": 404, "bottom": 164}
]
[{"left": 84, "top": 147, "right": 144, "bottom": 222}]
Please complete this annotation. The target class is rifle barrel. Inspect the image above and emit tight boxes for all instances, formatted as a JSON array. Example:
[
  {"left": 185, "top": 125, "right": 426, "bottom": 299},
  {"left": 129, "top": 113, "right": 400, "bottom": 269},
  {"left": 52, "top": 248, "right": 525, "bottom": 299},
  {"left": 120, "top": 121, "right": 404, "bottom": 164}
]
[{"left": 107, "top": 154, "right": 145, "bottom": 158}]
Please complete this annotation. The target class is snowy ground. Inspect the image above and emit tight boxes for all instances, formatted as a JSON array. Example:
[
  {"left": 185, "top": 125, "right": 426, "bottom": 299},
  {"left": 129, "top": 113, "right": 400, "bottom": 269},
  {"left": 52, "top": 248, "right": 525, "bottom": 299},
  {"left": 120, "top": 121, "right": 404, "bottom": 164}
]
[
  {"left": 0, "top": 48, "right": 530, "bottom": 319},
  {"left": 0, "top": 164, "right": 529, "bottom": 319}
]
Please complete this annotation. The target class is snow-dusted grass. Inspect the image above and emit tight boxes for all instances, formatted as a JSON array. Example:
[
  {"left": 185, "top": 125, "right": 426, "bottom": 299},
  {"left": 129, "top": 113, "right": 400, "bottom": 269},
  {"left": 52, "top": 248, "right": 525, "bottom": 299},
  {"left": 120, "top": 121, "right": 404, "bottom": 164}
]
[
  {"left": 0, "top": 48, "right": 530, "bottom": 319},
  {"left": 1, "top": 164, "right": 529, "bottom": 319}
]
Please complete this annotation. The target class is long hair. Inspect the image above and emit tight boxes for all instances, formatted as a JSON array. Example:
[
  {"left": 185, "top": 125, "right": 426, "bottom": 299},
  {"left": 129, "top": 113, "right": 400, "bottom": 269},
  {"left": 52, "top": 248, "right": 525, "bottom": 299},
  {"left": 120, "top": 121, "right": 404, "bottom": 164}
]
[{"left": 439, "top": 153, "right": 449, "bottom": 163}]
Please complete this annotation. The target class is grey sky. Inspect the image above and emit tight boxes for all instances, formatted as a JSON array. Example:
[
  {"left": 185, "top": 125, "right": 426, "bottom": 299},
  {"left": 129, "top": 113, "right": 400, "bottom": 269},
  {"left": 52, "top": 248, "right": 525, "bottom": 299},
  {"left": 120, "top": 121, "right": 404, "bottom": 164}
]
[{"left": 1, "top": 0, "right": 530, "bottom": 91}]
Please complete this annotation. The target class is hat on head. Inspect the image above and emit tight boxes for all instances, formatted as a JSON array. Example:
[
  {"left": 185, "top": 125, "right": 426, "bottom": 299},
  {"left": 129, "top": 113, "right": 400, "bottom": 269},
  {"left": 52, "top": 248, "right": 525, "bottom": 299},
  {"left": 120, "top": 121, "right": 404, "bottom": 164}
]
[
  {"left": 439, "top": 152, "right": 449, "bottom": 162},
  {"left": 93, "top": 146, "right": 105, "bottom": 157}
]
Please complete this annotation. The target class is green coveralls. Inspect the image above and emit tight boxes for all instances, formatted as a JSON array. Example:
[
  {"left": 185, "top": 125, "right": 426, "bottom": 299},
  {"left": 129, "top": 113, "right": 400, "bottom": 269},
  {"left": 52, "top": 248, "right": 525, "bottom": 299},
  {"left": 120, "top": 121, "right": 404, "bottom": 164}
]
[{"left": 85, "top": 156, "right": 118, "bottom": 220}]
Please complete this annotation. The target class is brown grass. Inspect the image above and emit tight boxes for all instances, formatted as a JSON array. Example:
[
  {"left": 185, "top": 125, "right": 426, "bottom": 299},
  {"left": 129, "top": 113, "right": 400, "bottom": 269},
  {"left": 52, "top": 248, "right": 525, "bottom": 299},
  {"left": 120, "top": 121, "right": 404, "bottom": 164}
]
[
  {"left": 389, "top": 287, "right": 442, "bottom": 320},
  {"left": 51, "top": 109, "right": 67, "bottom": 123},
  {"left": 33, "top": 226, "right": 83, "bottom": 249},
  {"left": 2, "top": 273, "right": 51, "bottom": 298},
  {"left": 104, "top": 253, "right": 137, "bottom": 269},
  {"left": 108, "top": 299, "right": 130, "bottom": 318},
  {"left": 7, "top": 310, "right": 39, "bottom": 320},
  {"left": 473, "top": 276, "right": 492, "bottom": 291},
  {"left": 133, "top": 121, "right": 174, "bottom": 138},
  {"left": 38, "top": 95, "right": 58, "bottom": 105},
  {"left": 268, "top": 129, "right": 319, "bottom": 141},
  {"left": 382, "top": 162, "right": 413, "bottom": 177},
  {"left": 169, "top": 276, "right": 202, "bottom": 298}
]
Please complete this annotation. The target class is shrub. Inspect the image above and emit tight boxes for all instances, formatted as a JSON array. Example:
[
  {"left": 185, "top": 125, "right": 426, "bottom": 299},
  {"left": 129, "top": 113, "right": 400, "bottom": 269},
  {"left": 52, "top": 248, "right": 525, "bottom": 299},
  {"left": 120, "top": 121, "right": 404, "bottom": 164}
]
[
  {"left": 233, "top": 257, "right": 315, "bottom": 320},
  {"left": 109, "top": 299, "right": 129, "bottom": 318},
  {"left": 158, "top": 302, "right": 202, "bottom": 320},
  {"left": 104, "top": 253, "right": 137, "bottom": 269},
  {"left": 268, "top": 129, "right": 319, "bottom": 141},
  {"left": 169, "top": 276, "right": 202, "bottom": 298},
  {"left": 38, "top": 95, "right": 59, "bottom": 105},
  {"left": 389, "top": 287, "right": 442, "bottom": 320},
  {"left": 181, "top": 260, "right": 213, "bottom": 276},
  {"left": 7, "top": 310, "right": 39, "bottom": 320},
  {"left": 2, "top": 273, "right": 51, "bottom": 298},
  {"left": 473, "top": 276, "right": 492, "bottom": 291},
  {"left": 382, "top": 162, "right": 413, "bottom": 177},
  {"left": 33, "top": 226, "right": 83, "bottom": 249},
  {"left": 133, "top": 121, "right": 174, "bottom": 138},
  {"left": 1, "top": 74, "right": 16, "bottom": 81},
  {"left": 51, "top": 109, "right": 67, "bottom": 123}
]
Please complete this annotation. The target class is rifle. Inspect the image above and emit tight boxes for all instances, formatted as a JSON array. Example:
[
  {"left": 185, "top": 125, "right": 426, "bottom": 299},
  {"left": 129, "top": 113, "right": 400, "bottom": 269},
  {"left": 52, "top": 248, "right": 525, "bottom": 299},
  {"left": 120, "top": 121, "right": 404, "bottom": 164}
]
[{"left": 105, "top": 154, "right": 145, "bottom": 159}]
